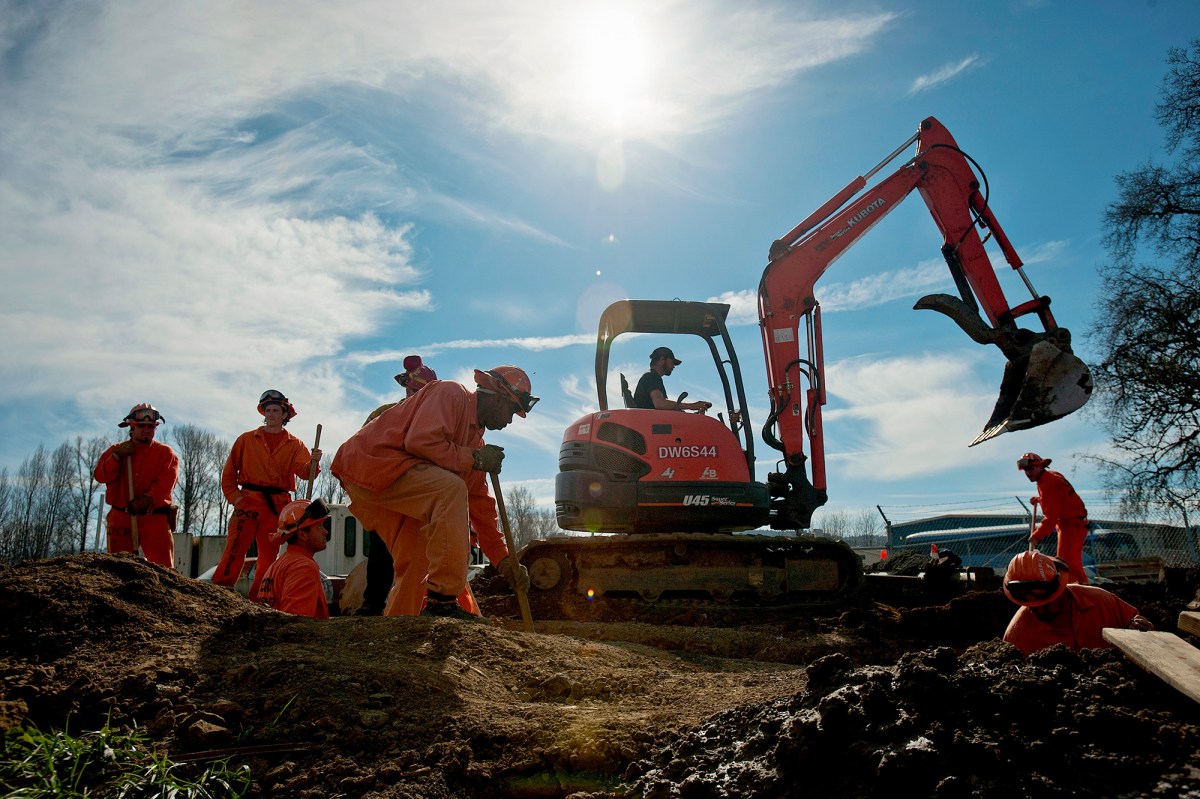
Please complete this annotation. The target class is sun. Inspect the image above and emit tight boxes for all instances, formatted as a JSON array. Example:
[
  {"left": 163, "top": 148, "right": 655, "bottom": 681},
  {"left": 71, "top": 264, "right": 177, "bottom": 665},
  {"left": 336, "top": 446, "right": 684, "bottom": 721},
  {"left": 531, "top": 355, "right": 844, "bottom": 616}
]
[{"left": 570, "top": 8, "right": 653, "bottom": 134}]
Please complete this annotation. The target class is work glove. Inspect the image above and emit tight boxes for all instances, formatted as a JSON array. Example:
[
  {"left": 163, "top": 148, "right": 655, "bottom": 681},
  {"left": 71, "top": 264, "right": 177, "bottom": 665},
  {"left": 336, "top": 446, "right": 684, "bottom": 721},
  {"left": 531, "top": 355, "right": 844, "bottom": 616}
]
[
  {"left": 126, "top": 495, "right": 153, "bottom": 515},
  {"left": 114, "top": 441, "right": 136, "bottom": 458},
  {"left": 498, "top": 555, "right": 530, "bottom": 594},
  {"left": 472, "top": 444, "right": 505, "bottom": 474}
]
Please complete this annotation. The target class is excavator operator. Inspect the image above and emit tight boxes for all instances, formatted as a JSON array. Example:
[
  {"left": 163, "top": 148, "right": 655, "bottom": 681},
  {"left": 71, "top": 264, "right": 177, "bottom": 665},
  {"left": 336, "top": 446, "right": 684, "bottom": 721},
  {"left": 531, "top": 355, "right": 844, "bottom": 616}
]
[
  {"left": 633, "top": 346, "right": 712, "bottom": 413},
  {"left": 332, "top": 365, "right": 536, "bottom": 623}
]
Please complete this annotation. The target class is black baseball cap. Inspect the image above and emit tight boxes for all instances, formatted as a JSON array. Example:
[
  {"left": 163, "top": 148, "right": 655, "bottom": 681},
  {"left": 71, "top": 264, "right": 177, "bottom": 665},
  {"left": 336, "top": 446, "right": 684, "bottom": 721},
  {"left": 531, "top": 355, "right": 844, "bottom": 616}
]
[{"left": 650, "top": 346, "right": 681, "bottom": 365}]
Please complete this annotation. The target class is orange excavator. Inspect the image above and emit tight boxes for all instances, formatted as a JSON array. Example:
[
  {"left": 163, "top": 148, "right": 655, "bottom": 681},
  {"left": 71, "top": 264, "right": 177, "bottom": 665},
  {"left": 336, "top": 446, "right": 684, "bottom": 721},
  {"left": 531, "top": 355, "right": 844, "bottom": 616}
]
[{"left": 526, "top": 117, "right": 1092, "bottom": 611}]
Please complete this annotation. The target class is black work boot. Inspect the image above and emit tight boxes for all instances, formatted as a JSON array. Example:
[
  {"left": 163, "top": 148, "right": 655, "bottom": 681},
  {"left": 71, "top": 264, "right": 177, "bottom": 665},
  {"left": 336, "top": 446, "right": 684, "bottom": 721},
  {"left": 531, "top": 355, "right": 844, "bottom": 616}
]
[{"left": 420, "top": 600, "right": 490, "bottom": 625}]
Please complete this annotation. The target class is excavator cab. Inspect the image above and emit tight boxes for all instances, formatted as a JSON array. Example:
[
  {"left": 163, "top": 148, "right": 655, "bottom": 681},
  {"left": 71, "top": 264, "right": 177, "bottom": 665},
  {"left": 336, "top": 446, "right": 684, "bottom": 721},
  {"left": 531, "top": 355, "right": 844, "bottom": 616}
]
[{"left": 556, "top": 299, "right": 766, "bottom": 534}]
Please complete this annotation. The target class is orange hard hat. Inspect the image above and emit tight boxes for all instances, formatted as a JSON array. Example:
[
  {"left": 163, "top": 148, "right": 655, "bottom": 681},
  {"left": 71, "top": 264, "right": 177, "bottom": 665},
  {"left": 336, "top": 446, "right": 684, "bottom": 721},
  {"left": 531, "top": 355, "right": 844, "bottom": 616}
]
[
  {"left": 1003, "top": 551, "right": 1069, "bottom": 607},
  {"left": 271, "top": 498, "right": 331, "bottom": 543},
  {"left": 1017, "top": 452, "right": 1051, "bottom": 470},
  {"left": 119, "top": 403, "right": 165, "bottom": 428},
  {"left": 258, "top": 389, "right": 298, "bottom": 421},
  {"left": 474, "top": 365, "right": 538, "bottom": 417}
]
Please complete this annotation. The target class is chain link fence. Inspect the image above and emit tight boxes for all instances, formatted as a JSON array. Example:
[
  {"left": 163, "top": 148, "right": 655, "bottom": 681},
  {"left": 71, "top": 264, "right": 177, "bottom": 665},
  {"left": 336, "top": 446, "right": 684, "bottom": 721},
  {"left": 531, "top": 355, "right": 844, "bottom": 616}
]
[{"left": 876, "top": 496, "right": 1199, "bottom": 572}]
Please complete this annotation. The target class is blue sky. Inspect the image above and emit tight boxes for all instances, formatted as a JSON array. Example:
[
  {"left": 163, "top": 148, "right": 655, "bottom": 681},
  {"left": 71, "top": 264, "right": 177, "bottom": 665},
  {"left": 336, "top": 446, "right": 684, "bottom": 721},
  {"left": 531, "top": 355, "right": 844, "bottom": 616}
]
[{"left": 1, "top": 0, "right": 1195, "bottom": 527}]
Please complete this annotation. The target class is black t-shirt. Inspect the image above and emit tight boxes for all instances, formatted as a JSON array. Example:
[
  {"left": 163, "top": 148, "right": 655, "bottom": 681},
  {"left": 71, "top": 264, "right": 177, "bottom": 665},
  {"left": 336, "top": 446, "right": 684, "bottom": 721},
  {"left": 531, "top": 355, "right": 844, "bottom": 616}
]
[{"left": 633, "top": 370, "right": 666, "bottom": 409}]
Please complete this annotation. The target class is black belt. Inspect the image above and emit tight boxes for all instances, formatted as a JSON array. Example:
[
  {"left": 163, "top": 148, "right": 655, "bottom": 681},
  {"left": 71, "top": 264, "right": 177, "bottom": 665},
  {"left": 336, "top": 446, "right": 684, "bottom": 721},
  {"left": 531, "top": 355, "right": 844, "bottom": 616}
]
[{"left": 240, "top": 483, "right": 288, "bottom": 494}]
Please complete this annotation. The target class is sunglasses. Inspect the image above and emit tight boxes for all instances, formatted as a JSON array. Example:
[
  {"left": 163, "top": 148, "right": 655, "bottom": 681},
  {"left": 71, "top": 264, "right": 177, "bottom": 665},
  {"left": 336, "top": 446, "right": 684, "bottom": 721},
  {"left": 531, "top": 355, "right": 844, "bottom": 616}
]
[
  {"left": 284, "top": 498, "right": 331, "bottom": 535},
  {"left": 259, "top": 389, "right": 288, "bottom": 403},
  {"left": 1006, "top": 578, "right": 1061, "bottom": 603},
  {"left": 130, "top": 411, "right": 162, "bottom": 424},
  {"left": 485, "top": 370, "right": 539, "bottom": 414}
]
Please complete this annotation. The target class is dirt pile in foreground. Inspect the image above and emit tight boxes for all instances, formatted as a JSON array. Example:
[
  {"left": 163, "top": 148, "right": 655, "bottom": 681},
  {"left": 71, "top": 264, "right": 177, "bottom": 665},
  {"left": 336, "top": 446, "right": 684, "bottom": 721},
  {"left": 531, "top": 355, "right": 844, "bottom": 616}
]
[{"left": 2, "top": 553, "right": 1199, "bottom": 798}]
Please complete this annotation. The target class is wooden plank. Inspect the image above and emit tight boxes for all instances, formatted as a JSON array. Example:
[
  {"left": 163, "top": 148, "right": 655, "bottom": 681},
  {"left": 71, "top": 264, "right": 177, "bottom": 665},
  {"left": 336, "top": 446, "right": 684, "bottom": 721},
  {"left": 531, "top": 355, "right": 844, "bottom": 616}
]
[
  {"left": 1103, "top": 628, "right": 1200, "bottom": 705},
  {"left": 1179, "top": 611, "right": 1200, "bottom": 638}
]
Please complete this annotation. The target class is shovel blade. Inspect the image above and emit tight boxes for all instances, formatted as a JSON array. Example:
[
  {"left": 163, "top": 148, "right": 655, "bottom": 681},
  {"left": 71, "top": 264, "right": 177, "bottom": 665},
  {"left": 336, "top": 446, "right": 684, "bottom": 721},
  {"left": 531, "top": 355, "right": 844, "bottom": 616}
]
[{"left": 971, "top": 340, "right": 1093, "bottom": 446}]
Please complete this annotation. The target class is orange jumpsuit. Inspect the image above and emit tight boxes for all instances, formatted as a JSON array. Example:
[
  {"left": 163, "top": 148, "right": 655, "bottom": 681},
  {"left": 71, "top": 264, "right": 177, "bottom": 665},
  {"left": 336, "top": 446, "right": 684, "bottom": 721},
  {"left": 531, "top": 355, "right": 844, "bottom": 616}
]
[
  {"left": 214, "top": 427, "right": 315, "bottom": 601},
  {"left": 1003, "top": 584, "right": 1139, "bottom": 656},
  {"left": 1031, "top": 469, "right": 1090, "bottom": 584},
  {"left": 332, "top": 381, "right": 509, "bottom": 614},
  {"left": 257, "top": 545, "right": 329, "bottom": 619},
  {"left": 93, "top": 440, "right": 179, "bottom": 568}
]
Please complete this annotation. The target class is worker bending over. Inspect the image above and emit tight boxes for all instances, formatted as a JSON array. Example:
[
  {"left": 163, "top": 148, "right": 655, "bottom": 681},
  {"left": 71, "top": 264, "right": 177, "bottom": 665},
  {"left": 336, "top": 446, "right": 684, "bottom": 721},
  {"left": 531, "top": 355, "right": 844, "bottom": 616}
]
[
  {"left": 333, "top": 366, "right": 534, "bottom": 623},
  {"left": 258, "top": 498, "right": 331, "bottom": 619},
  {"left": 1019, "top": 452, "right": 1091, "bottom": 584},
  {"left": 357, "top": 354, "right": 439, "bottom": 616},
  {"left": 213, "top": 390, "right": 321, "bottom": 601},
  {"left": 92, "top": 403, "right": 179, "bottom": 568},
  {"left": 1002, "top": 551, "right": 1153, "bottom": 657}
]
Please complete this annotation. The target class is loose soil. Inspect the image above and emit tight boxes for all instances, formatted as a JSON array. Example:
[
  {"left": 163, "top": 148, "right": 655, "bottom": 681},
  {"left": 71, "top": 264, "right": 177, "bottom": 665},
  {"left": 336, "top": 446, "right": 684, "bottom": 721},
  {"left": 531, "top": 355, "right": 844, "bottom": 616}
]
[{"left": 3, "top": 553, "right": 1200, "bottom": 798}]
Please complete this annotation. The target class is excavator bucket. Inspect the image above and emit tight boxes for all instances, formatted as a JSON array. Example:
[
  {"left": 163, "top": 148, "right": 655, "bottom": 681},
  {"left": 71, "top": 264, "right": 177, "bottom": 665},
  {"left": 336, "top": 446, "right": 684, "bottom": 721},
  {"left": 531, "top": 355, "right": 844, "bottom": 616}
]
[{"left": 972, "top": 340, "right": 1093, "bottom": 446}]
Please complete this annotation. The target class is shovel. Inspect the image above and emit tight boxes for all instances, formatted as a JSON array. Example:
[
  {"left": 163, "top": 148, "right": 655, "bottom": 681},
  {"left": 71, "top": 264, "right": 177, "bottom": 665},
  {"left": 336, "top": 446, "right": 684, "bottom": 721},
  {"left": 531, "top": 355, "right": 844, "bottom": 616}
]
[
  {"left": 490, "top": 471, "right": 534, "bottom": 632},
  {"left": 1028, "top": 497, "right": 1040, "bottom": 552},
  {"left": 124, "top": 454, "right": 141, "bottom": 557},
  {"left": 305, "top": 424, "right": 322, "bottom": 501}
]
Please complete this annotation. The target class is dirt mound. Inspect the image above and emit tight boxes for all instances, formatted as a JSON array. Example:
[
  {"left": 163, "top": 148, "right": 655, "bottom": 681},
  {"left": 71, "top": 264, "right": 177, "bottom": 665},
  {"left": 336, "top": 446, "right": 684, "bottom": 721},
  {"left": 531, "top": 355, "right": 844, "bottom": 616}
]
[{"left": 2, "top": 553, "right": 1199, "bottom": 798}]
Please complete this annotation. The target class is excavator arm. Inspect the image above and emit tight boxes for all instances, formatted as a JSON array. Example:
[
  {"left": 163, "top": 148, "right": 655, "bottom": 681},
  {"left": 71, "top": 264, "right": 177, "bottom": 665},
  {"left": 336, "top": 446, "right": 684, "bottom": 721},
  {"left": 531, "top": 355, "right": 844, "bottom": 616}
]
[{"left": 758, "top": 116, "right": 1093, "bottom": 529}]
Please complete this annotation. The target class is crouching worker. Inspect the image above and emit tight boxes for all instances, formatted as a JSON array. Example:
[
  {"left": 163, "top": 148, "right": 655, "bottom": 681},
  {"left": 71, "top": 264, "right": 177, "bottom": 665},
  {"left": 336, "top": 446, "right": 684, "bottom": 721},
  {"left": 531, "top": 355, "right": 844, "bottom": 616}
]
[
  {"left": 332, "top": 365, "right": 535, "bottom": 624},
  {"left": 1002, "top": 551, "right": 1153, "bottom": 657},
  {"left": 258, "top": 498, "right": 331, "bottom": 619}
]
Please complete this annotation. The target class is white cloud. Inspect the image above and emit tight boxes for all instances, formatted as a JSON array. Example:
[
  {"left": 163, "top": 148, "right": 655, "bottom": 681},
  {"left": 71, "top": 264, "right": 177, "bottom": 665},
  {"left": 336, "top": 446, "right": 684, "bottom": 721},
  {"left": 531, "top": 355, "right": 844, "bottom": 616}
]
[
  {"left": 0, "top": 0, "right": 902, "bottom": 469},
  {"left": 821, "top": 351, "right": 999, "bottom": 480},
  {"left": 908, "top": 54, "right": 983, "bottom": 95}
]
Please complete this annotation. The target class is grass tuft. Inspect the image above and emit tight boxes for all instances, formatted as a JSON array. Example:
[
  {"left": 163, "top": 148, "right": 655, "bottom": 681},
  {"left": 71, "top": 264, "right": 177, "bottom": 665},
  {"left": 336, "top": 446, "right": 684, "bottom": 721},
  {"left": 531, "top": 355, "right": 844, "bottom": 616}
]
[{"left": 1, "top": 719, "right": 251, "bottom": 798}]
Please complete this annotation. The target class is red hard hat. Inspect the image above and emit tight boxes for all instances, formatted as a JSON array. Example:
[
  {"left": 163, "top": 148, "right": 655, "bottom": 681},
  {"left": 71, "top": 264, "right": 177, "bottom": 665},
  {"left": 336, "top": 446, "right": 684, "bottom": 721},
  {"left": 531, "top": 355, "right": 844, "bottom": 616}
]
[
  {"left": 271, "top": 498, "right": 330, "bottom": 543},
  {"left": 1003, "top": 551, "right": 1069, "bottom": 607},
  {"left": 474, "top": 365, "right": 538, "bottom": 417},
  {"left": 119, "top": 403, "right": 165, "bottom": 428},
  {"left": 258, "top": 389, "right": 298, "bottom": 421},
  {"left": 394, "top": 355, "right": 437, "bottom": 391},
  {"left": 1016, "top": 452, "right": 1051, "bottom": 470}
]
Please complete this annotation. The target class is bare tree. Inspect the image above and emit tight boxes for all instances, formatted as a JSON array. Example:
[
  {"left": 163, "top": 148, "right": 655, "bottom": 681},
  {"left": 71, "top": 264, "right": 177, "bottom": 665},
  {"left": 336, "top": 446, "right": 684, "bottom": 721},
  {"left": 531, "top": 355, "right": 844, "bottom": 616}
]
[
  {"left": 303, "top": 454, "right": 345, "bottom": 505},
  {"left": 851, "top": 507, "right": 881, "bottom": 547},
  {"left": 1088, "top": 40, "right": 1200, "bottom": 520},
  {"left": 0, "top": 468, "right": 14, "bottom": 562},
  {"left": 72, "top": 435, "right": 109, "bottom": 552},
  {"left": 1, "top": 443, "right": 76, "bottom": 561},
  {"left": 167, "top": 424, "right": 227, "bottom": 536},
  {"left": 9, "top": 445, "right": 49, "bottom": 561},
  {"left": 500, "top": 485, "right": 558, "bottom": 552},
  {"left": 44, "top": 443, "right": 76, "bottom": 555},
  {"left": 815, "top": 508, "right": 849, "bottom": 540}
]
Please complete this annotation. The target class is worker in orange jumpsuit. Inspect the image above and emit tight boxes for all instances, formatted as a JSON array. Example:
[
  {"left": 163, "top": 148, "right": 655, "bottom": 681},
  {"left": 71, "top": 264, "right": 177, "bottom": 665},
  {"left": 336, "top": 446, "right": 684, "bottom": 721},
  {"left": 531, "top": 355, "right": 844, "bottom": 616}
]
[
  {"left": 92, "top": 403, "right": 179, "bottom": 568},
  {"left": 257, "top": 498, "right": 331, "bottom": 619},
  {"left": 332, "top": 365, "right": 535, "bottom": 623},
  {"left": 1002, "top": 550, "right": 1153, "bottom": 657},
  {"left": 356, "top": 355, "right": 439, "bottom": 616},
  {"left": 1019, "top": 452, "right": 1091, "bottom": 584},
  {"left": 213, "top": 390, "right": 321, "bottom": 602}
]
